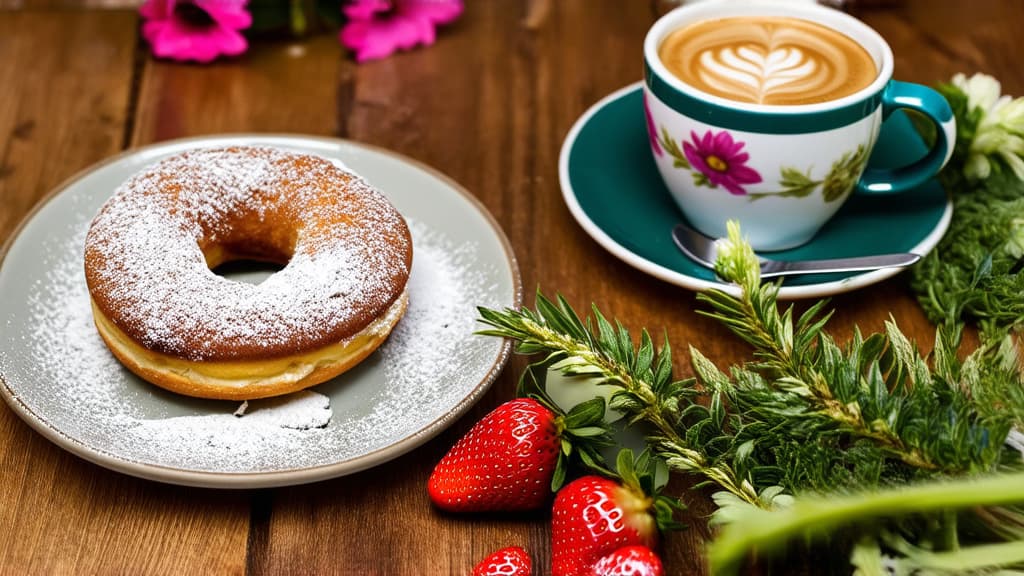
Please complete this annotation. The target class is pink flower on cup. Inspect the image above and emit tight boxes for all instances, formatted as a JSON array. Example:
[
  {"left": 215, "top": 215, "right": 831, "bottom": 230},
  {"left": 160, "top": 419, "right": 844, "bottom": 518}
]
[
  {"left": 340, "top": 0, "right": 464, "bottom": 63},
  {"left": 683, "top": 130, "right": 762, "bottom": 195},
  {"left": 644, "top": 93, "right": 663, "bottom": 157},
  {"left": 139, "top": 0, "right": 251, "bottom": 63}
]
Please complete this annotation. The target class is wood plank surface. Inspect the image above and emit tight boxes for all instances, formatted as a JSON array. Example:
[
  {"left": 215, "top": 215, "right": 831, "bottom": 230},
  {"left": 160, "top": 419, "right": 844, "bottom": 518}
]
[
  {"left": 0, "top": 10, "right": 251, "bottom": 575},
  {"left": 1, "top": 1, "right": 1023, "bottom": 574}
]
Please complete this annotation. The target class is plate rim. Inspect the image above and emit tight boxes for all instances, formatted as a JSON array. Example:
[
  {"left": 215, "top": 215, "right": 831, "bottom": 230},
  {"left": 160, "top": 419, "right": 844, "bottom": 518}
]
[
  {"left": 558, "top": 81, "right": 953, "bottom": 300},
  {"left": 0, "top": 134, "right": 523, "bottom": 489}
]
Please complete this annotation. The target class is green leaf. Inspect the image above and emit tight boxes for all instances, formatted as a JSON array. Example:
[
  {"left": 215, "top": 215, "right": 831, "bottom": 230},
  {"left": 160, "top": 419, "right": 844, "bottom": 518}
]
[
  {"left": 616, "top": 448, "right": 638, "bottom": 487},
  {"left": 693, "top": 171, "right": 713, "bottom": 188},
  {"left": 564, "top": 397, "right": 607, "bottom": 428},
  {"left": 593, "top": 305, "right": 621, "bottom": 361},
  {"left": 636, "top": 330, "right": 655, "bottom": 375},
  {"left": 570, "top": 426, "right": 610, "bottom": 438},
  {"left": 776, "top": 166, "right": 820, "bottom": 198},
  {"left": 552, "top": 453, "right": 568, "bottom": 492}
]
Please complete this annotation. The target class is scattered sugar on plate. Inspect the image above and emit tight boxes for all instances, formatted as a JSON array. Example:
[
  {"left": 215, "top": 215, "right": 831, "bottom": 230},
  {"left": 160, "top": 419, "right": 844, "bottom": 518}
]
[{"left": 2, "top": 203, "right": 505, "bottom": 474}]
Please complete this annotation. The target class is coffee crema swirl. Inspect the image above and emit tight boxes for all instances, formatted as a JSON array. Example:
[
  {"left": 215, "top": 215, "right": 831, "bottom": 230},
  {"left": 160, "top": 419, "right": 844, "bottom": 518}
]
[{"left": 658, "top": 16, "right": 877, "bottom": 106}]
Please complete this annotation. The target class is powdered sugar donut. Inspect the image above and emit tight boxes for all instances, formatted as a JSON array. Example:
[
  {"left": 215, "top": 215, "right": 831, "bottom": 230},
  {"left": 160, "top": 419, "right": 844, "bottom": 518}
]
[{"left": 83, "top": 146, "right": 412, "bottom": 400}]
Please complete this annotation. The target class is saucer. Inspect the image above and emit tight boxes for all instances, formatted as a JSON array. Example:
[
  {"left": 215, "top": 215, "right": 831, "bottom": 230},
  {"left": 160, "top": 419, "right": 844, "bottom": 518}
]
[{"left": 558, "top": 82, "right": 952, "bottom": 299}]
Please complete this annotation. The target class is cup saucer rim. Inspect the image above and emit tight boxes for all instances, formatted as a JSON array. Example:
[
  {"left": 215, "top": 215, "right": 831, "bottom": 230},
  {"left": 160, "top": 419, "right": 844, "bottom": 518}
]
[{"left": 557, "top": 81, "right": 953, "bottom": 300}]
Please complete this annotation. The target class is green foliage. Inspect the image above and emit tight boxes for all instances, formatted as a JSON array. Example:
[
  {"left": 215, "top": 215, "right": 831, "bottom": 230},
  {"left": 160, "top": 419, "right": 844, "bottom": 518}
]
[
  {"left": 911, "top": 81, "right": 1024, "bottom": 343},
  {"left": 477, "top": 241, "right": 1024, "bottom": 571},
  {"left": 775, "top": 166, "right": 820, "bottom": 199},
  {"left": 476, "top": 76, "right": 1024, "bottom": 576},
  {"left": 822, "top": 144, "right": 869, "bottom": 202},
  {"left": 659, "top": 126, "right": 691, "bottom": 170},
  {"left": 911, "top": 167, "right": 1024, "bottom": 339}
]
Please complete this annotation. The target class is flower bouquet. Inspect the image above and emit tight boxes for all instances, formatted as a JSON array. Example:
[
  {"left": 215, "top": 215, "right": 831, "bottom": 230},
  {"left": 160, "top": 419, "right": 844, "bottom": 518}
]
[{"left": 138, "top": 0, "right": 464, "bottom": 63}]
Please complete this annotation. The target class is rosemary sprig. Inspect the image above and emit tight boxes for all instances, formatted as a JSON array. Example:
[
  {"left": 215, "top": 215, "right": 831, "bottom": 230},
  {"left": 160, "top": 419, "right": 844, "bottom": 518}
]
[
  {"left": 477, "top": 297, "right": 759, "bottom": 505},
  {"left": 479, "top": 223, "right": 1022, "bottom": 506}
]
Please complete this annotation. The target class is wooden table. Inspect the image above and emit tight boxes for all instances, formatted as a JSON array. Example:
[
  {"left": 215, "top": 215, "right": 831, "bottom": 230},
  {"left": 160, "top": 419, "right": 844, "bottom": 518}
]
[{"left": 1, "top": 1, "right": 1021, "bottom": 573}]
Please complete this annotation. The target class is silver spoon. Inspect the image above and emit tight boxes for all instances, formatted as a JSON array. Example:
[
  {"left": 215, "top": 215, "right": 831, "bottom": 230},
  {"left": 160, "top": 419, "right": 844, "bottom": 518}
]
[{"left": 671, "top": 222, "right": 921, "bottom": 279}]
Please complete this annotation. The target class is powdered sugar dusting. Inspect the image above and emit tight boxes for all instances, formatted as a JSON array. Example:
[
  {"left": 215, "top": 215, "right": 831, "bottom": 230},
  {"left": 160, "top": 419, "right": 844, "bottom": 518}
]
[
  {"left": 84, "top": 147, "right": 411, "bottom": 360},
  {"left": 2, "top": 205, "right": 508, "bottom": 474}
]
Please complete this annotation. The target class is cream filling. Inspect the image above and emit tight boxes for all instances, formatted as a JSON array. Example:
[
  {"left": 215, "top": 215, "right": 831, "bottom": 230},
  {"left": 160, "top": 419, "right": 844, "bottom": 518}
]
[{"left": 91, "top": 289, "right": 408, "bottom": 390}]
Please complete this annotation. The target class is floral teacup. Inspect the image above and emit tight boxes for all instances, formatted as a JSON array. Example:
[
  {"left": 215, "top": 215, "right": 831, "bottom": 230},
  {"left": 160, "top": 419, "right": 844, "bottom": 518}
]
[{"left": 644, "top": 1, "right": 955, "bottom": 251}]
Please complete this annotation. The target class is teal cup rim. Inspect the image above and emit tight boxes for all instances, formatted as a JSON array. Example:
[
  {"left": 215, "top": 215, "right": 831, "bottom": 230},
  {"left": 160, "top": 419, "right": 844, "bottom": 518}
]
[{"left": 643, "top": 1, "right": 896, "bottom": 132}]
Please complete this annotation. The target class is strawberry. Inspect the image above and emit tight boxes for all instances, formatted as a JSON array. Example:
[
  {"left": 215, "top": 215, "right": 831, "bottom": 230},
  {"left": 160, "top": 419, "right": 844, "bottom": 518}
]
[
  {"left": 472, "top": 546, "right": 532, "bottom": 576},
  {"left": 551, "top": 475, "right": 657, "bottom": 576},
  {"left": 428, "top": 394, "right": 611, "bottom": 513},
  {"left": 551, "top": 450, "right": 681, "bottom": 576},
  {"left": 590, "top": 545, "right": 663, "bottom": 576}
]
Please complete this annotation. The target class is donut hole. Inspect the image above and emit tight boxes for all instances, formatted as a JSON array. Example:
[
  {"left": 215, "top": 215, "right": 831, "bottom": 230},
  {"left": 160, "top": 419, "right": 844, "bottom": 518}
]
[
  {"left": 203, "top": 239, "right": 294, "bottom": 286},
  {"left": 211, "top": 258, "right": 287, "bottom": 286}
]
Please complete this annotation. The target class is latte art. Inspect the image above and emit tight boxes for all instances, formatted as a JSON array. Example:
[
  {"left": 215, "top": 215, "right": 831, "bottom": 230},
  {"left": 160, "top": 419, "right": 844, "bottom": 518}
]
[{"left": 659, "top": 17, "right": 877, "bottom": 106}]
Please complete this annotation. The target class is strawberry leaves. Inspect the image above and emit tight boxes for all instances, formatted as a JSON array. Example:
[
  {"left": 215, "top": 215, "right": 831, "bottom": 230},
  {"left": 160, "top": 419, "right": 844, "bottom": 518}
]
[{"left": 517, "top": 363, "right": 616, "bottom": 491}]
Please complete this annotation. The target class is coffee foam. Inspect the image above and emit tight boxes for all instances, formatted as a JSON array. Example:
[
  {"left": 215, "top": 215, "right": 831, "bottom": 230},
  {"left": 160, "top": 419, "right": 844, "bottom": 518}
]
[{"left": 659, "top": 16, "right": 876, "bottom": 106}]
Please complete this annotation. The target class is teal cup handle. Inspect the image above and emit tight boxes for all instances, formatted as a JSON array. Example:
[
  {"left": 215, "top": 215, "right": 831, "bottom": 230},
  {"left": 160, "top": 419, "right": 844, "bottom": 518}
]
[{"left": 856, "top": 80, "right": 956, "bottom": 194}]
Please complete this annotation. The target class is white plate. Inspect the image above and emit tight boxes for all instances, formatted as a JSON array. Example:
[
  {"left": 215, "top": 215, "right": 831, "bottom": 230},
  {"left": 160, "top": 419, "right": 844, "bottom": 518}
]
[{"left": 0, "top": 135, "right": 521, "bottom": 488}]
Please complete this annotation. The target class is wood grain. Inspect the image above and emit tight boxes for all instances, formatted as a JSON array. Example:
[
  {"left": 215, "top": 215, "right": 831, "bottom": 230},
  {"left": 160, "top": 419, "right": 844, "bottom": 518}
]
[
  {"left": 858, "top": 0, "right": 1024, "bottom": 95},
  {"left": 1, "top": 1, "right": 1023, "bottom": 575},
  {"left": 131, "top": 35, "right": 345, "bottom": 142},
  {"left": 0, "top": 10, "right": 250, "bottom": 575},
  {"left": 0, "top": 11, "right": 134, "bottom": 240}
]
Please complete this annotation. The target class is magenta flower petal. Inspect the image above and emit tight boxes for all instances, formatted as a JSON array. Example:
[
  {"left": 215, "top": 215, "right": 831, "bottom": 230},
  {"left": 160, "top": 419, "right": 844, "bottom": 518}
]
[
  {"left": 341, "top": 16, "right": 429, "bottom": 62},
  {"left": 139, "top": 0, "right": 172, "bottom": 19},
  {"left": 683, "top": 129, "right": 762, "bottom": 196},
  {"left": 729, "top": 165, "right": 763, "bottom": 185},
  {"left": 720, "top": 180, "right": 747, "bottom": 195},
  {"left": 682, "top": 141, "right": 702, "bottom": 170},
  {"left": 703, "top": 131, "right": 716, "bottom": 150},
  {"left": 197, "top": 0, "right": 251, "bottom": 29},
  {"left": 139, "top": 0, "right": 250, "bottom": 63},
  {"left": 725, "top": 139, "right": 745, "bottom": 156},
  {"left": 339, "top": 0, "right": 464, "bottom": 63},
  {"left": 712, "top": 130, "right": 734, "bottom": 152},
  {"left": 339, "top": 19, "right": 374, "bottom": 47}
]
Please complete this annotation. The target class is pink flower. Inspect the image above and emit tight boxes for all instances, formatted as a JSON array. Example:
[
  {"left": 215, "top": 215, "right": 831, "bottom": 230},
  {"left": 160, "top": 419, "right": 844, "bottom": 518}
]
[
  {"left": 683, "top": 130, "right": 762, "bottom": 195},
  {"left": 643, "top": 92, "right": 663, "bottom": 157},
  {"left": 340, "top": 0, "right": 464, "bottom": 63},
  {"left": 140, "top": 0, "right": 251, "bottom": 63}
]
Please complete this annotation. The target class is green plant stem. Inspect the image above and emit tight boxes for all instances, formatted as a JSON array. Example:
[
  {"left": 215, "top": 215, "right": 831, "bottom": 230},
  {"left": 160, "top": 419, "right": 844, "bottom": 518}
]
[
  {"left": 708, "top": 472, "right": 1024, "bottom": 575},
  {"left": 489, "top": 314, "right": 761, "bottom": 506},
  {"left": 703, "top": 229, "right": 940, "bottom": 473}
]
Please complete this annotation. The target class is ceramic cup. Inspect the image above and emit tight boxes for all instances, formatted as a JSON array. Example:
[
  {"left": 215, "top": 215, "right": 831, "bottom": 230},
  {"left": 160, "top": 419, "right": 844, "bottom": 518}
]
[{"left": 643, "top": 0, "right": 955, "bottom": 251}]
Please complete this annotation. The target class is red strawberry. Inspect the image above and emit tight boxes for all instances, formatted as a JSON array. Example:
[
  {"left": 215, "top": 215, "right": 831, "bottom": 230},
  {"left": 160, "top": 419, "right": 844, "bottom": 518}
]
[
  {"left": 551, "top": 475, "right": 660, "bottom": 576},
  {"left": 590, "top": 545, "right": 663, "bottom": 576},
  {"left": 429, "top": 396, "right": 610, "bottom": 512},
  {"left": 429, "top": 398, "right": 560, "bottom": 511},
  {"left": 473, "top": 546, "right": 532, "bottom": 576}
]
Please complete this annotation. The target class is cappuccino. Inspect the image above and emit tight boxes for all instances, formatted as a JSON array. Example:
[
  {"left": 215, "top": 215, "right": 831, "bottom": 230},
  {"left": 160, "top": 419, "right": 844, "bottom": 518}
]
[{"left": 658, "top": 16, "right": 877, "bottom": 106}]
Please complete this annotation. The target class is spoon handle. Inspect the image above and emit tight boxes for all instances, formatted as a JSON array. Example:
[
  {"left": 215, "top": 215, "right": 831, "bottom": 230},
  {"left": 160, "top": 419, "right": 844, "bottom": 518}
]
[{"left": 759, "top": 253, "right": 921, "bottom": 279}]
